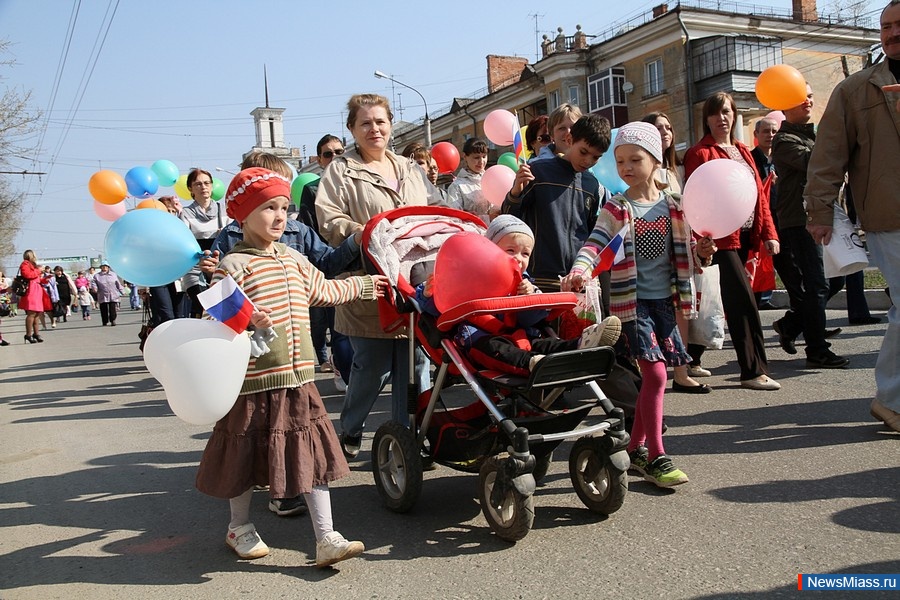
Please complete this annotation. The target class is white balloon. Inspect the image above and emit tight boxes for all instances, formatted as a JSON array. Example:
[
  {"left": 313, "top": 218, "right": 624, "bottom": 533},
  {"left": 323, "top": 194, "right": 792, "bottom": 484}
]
[{"left": 144, "top": 319, "right": 251, "bottom": 425}]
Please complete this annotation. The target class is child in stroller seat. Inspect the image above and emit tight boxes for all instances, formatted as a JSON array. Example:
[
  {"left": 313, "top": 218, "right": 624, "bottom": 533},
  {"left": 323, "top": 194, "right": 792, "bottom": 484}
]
[{"left": 416, "top": 214, "right": 621, "bottom": 377}]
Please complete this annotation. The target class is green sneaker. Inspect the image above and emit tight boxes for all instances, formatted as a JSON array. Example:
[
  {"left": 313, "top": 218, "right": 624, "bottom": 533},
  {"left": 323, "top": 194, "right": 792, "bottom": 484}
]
[
  {"left": 644, "top": 455, "right": 689, "bottom": 488},
  {"left": 628, "top": 446, "right": 649, "bottom": 477}
]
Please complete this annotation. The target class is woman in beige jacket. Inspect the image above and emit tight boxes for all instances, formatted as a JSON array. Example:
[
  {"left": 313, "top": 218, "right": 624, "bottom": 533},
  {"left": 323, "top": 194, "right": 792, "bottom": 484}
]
[{"left": 316, "top": 93, "right": 440, "bottom": 458}]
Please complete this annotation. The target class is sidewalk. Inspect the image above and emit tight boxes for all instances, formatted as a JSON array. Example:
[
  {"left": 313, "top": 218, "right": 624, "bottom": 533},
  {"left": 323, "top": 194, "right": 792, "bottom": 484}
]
[{"left": 1, "top": 306, "right": 897, "bottom": 599}]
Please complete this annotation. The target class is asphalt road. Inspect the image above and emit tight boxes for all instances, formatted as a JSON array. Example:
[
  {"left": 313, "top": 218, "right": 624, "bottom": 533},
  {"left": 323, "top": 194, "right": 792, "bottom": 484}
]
[{"left": 0, "top": 305, "right": 897, "bottom": 599}]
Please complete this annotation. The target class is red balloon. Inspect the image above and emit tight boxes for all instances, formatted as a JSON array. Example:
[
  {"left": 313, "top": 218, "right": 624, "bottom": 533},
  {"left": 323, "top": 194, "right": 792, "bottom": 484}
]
[
  {"left": 431, "top": 141, "right": 460, "bottom": 175},
  {"left": 433, "top": 232, "right": 520, "bottom": 312}
]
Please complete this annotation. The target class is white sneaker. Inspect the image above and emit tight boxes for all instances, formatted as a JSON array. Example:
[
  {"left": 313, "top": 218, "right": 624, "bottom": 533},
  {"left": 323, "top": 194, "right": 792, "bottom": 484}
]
[
  {"left": 316, "top": 531, "right": 364, "bottom": 567},
  {"left": 688, "top": 365, "right": 712, "bottom": 378},
  {"left": 225, "top": 523, "right": 269, "bottom": 559},
  {"left": 579, "top": 316, "right": 622, "bottom": 348}
]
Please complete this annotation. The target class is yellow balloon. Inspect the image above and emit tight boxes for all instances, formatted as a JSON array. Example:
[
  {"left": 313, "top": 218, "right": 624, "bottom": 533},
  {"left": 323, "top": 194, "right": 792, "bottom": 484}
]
[{"left": 174, "top": 174, "right": 192, "bottom": 201}]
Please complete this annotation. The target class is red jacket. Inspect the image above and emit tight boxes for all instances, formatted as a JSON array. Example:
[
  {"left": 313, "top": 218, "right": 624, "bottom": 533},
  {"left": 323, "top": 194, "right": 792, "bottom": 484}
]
[{"left": 683, "top": 134, "right": 778, "bottom": 251}]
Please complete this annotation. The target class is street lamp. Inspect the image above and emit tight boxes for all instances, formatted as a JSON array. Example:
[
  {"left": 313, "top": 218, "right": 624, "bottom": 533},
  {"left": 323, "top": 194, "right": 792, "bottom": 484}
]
[{"left": 374, "top": 70, "right": 432, "bottom": 147}]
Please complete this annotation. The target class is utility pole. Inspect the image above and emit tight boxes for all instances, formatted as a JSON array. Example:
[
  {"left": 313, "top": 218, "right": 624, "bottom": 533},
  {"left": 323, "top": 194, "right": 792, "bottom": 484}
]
[{"left": 529, "top": 12, "right": 545, "bottom": 62}]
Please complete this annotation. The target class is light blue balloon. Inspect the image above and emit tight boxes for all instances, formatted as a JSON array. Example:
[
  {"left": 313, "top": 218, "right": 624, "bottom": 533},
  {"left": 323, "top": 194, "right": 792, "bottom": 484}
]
[
  {"left": 590, "top": 127, "right": 628, "bottom": 195},
  {"left": 151, "top": 159, "right": 179, "bottom": 187},
  {"left": 104, "top": 209, "right": 203, "bottom": 286},
  {"left": 125, "top": 166, "right": 159, "bottom": 198}
]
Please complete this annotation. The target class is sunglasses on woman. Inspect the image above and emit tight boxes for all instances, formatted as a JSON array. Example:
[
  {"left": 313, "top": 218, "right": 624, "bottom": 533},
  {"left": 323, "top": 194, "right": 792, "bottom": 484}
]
[
  {"left": 537, "top": 134, "right": 552, "bottom": 143},
  {"left": 321, "top": 148, "right": 345, "bottom": 159}
]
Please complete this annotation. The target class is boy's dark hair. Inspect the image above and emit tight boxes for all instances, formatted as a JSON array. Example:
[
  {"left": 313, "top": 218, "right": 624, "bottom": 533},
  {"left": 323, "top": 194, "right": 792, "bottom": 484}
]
[
  {"left": 462, "top": 137, "right": 488, "bottom": 155},
  {"left": 569, "top": 114, "right": 611, "bottom": 153}
]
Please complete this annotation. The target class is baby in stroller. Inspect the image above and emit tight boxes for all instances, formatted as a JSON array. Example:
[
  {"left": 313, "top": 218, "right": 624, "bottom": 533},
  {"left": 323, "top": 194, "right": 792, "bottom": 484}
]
[{"left": 415, "top": 215, "right": 621, "bottom": 377}]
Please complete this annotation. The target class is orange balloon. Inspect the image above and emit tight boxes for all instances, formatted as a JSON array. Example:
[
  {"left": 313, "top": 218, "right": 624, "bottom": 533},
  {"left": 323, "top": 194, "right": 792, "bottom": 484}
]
[
  {"left": 136, "top": 199, "right": 168, "bottom": 211},
  {"left": 755, "top": 64, "right": 807, "bottom": 111},
  {"left": 89, "top": 170, "right": 128, "bottom": 205}
]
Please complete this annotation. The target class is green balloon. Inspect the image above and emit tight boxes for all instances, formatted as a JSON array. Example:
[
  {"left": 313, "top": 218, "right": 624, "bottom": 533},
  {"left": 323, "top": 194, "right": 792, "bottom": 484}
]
[
  {"left": 291, "top": 173, "right": 320, "bottom": 207},
  {"left": 211, "top": 178, "right": 226, "bottom": 201},
  {"left": 497, "top": 152, "right": 519, "bottom": 172}
]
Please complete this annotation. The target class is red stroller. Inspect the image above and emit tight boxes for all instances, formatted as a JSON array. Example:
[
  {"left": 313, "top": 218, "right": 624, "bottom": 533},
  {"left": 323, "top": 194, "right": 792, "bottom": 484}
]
[{"left": 360, "top": 206, "right": 630, "bottom": 542}]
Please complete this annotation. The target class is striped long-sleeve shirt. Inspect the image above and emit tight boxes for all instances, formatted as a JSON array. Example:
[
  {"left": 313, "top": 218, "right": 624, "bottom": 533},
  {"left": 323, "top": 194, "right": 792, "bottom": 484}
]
[
  {"left": 213, "top": 241, "right": 375, "bottom": 395},
  {"left": 570, "top": 192, "right": 696, "bottom": 323}
]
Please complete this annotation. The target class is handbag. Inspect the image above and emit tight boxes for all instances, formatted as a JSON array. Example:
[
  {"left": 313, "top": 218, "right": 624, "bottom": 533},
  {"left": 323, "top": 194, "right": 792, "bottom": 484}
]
[
  {"left": 688, "top": 265, "right": 725, "bottom": 349},
  {"left": 745, "top": 247, "right": 776, "bottom": 294},
  {"left": 12, "top": 271, "right": 29, "bottom": 297},
  {"left": 138, "top": 304, "right": 154, "bottom": 353}
]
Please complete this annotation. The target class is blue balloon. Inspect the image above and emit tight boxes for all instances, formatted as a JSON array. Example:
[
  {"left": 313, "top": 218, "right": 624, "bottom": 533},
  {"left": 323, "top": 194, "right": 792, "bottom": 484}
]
[
  {"left": 589, "top": 127, "right": 627, "bottom": 195},
  {"left": 104, "top": 209, "right": 202, "bottom": 286},
  {"left": 125, "top": 166, "right": 160, "bottom": 198},
  {"left": 151, "top": 159, "right": 179, "bottom": 187}
]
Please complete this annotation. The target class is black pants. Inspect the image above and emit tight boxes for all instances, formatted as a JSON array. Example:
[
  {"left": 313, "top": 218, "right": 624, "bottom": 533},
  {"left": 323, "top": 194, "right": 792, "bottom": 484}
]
[
  {"left": 774, "top": 227, "right": 831, "bottom": 358},
  {"left": 99, "top": 301, "right": 117, "bottom": 325},
  {"left": 470, "top": 335, "right": 577, "bottom": 371},
  {"left": 688, "top": 248, "right": 769, "bottom": 380}
]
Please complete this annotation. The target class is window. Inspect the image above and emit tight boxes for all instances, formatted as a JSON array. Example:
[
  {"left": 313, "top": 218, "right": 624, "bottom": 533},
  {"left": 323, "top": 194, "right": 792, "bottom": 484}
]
[
  {"left": 691, "top": 35, "right": 782, "bottom": 81},
  {"left": 645, "top": 58, "right": 663, "bottom": 97},
  {"left": 568, "top": 85, "right": 579, "bottom": 106},
  {"left": 548, "top": 89, "right": 560, "bottom": 111},
  {"left": 587, "top": 67, "right": 626, "bottom": 112}
]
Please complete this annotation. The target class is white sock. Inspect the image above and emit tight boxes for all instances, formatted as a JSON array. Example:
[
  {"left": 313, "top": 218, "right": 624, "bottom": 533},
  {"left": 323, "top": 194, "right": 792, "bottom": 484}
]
[
  {"left": 304, "top": 485, "right": 333, "bottom": 542},
  {"left": 228, "top": 488, "right": 253, "bottom": 530}
]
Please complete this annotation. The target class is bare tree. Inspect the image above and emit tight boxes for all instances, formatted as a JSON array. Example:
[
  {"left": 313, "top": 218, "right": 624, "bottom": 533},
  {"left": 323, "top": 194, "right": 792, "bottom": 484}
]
[
  {"left": 0, "top": 40, "right": 42, "bottom": 260},
  {"left": 827, "top": 0, "right": 870, "bottom": 26}
]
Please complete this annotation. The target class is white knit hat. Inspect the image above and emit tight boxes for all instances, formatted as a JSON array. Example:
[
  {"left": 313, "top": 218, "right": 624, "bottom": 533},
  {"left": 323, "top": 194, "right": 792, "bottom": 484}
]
[
  {"left": 485, "top": 214, "right": 534, "bottom": 243},
  {"left": 614, "top": 121, "right": 663, "bottom": 163}
]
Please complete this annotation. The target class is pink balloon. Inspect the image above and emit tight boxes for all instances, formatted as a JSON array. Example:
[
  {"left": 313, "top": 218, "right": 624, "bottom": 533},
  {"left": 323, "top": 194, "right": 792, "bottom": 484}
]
[
  {"left": 93, "top": 199, "right": 126, "bottom": 222},
  {"left": 765, "top": 110, "right": 786, "bottom": 127},
  {"left": 682, "top": 159, "right": 757, "bottom": 239},
  {"left": 481, "top": 164, "right": 516, "bottom": 208},
  {"left": 483, "top": 109, "right": 518, "bottom": 146}
]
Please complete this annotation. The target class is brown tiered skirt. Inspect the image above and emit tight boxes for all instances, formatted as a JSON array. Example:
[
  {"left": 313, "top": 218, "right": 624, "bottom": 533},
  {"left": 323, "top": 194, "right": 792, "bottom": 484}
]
[{"left": 195, "top": 382, "right": 349, "bottom": 499}]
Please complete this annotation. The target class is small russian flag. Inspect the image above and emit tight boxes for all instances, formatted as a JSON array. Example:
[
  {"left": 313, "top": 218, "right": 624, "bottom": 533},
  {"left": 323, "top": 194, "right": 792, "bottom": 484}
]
[
  {"left": 513, "top": 117, "right": 525, "bottom": 164},
  {"left": 591, "top": 223, "right": 629, "bottom": 278},
  {"left": 198, "top": 274, "right": 255, "bottom": 334}
]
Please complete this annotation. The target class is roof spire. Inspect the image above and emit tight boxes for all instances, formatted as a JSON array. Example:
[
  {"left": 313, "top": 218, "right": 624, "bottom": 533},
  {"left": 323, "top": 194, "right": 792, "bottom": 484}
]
[{"left": 264, "top": 64, "right": 270, "bottom": 108}]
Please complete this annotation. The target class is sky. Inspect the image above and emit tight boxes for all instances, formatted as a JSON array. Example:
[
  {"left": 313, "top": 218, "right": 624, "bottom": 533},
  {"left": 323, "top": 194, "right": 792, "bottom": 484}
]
[{"left": 0, "top": 0, "right": 880, "bottom": 270}]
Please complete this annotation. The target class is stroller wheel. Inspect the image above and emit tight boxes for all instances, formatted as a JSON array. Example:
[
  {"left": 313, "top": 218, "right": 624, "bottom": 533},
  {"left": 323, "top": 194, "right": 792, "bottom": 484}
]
[
  {"left": 568, "top": 436, "right": 628, "bottom": 515},
  {"left": 478, "top": 456, "right": 535, "bottom": 542},
  {"left": 371, "top": 420, "right": 423, "bottom": 513}
]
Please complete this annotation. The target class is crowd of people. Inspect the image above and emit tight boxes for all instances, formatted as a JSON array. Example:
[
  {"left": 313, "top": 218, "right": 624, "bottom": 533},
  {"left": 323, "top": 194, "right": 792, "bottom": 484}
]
[
  {"left": 0, "top": 253, "right": 138, "bottom": 344},
  {"left": 9, "top": 2, "right": 898, "bottom": 566}
]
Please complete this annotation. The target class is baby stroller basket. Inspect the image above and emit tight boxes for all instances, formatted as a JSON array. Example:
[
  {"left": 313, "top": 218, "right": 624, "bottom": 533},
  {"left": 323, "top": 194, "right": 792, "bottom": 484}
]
[{"left": 362, "top": 207, "right": 630, "bottom": 543}]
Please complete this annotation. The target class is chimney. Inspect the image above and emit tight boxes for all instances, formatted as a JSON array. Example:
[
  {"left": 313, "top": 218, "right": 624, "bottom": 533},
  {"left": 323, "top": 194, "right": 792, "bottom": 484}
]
[
  {"left": 486, "top": 55, "right": 529, "bottom": 94},
  {"left": 653, "top": 4, "right": 669, "bottom": 18},
  {"left": 792, "top": 0, "right": 817, "bottom": 22}
]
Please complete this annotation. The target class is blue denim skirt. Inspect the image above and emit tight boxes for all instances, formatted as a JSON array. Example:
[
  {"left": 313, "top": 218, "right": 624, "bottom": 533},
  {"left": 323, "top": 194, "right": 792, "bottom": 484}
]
[{"left": 616, "top": 298, "right": 689, "bottom": 366}]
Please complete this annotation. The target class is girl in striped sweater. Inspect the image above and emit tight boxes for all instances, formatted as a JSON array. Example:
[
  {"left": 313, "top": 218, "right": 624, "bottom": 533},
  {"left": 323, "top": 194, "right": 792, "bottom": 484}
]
[
  {"left": 562, "top": 122, "right": 715, "bottom": 489},
  {"left": 195, "top": 168, "right": 389, "bottom": 567}
]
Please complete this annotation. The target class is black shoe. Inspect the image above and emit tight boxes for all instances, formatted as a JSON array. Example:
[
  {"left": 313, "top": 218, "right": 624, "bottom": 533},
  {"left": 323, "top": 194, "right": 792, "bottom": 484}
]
[
  {"left": 672, "top": 381, "right": 712, "bottom": 394},
  {"left": 773, "top": 319, "right": 797, "bottom": 355},
  {"left": 24, "top": 335, "right": 34, "bottom": 344},
  {"left": 824, "top": 327, "right": 842, "bottom": 339},
  {"left": 848, "top": 316, "right": 881, "bottom": 325},
  {"left": 757, "top": 302, "right": 778, "bottom": 311},
  {"left": 0, "top": 340, "right": 9, "bottom": 346},
  {"left": 806, "top": 351, "right": 849, "bottom": 369},
  {"left": 32, "top": 335, "right": 43, "bottom": 343},
  {"left": 268, "top": 496, "right": 307, "bottom": 517}
]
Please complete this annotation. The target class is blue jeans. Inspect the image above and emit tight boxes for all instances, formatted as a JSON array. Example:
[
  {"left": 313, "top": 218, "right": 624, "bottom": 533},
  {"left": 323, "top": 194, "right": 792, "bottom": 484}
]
[
  {"left": 828, "top": 270, "right": 873, "bottom": 321},
  {"left": 339, "top": 336, "right": 431, "bottom": 438},
  {"left": 309, "top": 306, "right": 332, "bottom": 365},
  {"left": 331, "top": 331, "right": 353, "bottom": 385},
  {"left": 866, "top": 231, "right": 900, "bottom": 412}
]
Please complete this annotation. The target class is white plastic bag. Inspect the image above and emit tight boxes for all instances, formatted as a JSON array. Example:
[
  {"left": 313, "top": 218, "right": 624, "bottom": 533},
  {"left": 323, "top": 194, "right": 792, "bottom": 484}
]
[
  {"left": 688, "top": 265, "right": 725, "bottom": 349},
  {"left": 573, "top": 278, "right": 603, "bottom": 323}
]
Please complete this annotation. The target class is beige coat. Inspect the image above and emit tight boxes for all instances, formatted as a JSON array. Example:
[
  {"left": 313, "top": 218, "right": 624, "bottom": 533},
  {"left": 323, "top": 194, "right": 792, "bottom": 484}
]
[
  {"left": 805, "top": 60, "right": 900, "bottom": 232},
  {"left": 315, "top": 148, "right": 435, "bottom": 338}
]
